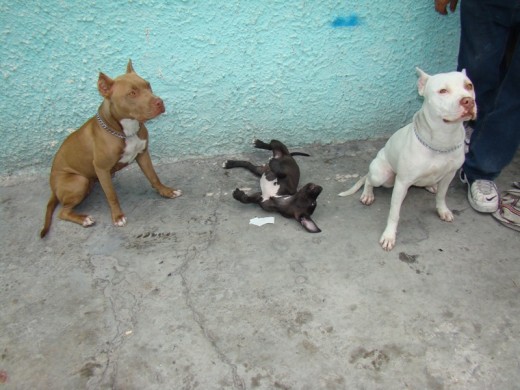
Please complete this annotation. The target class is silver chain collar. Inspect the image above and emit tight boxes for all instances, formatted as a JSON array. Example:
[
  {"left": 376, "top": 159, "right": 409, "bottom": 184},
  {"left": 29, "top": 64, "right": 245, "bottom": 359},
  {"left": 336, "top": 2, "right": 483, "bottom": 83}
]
[
  {"left": 95, "top": 112, "right": 126, "bottom": 140},
  {"left": 413, "top": 127, "right": 463, "bottom": 154}
]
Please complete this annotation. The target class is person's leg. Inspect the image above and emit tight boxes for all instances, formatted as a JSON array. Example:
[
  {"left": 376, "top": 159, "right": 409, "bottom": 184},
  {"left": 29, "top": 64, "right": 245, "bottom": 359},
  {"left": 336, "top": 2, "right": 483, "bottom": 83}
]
[
  {"left": 457, "top": 0, "right": 511, "bottom": 123},
  {"left": 464, "top": 31, "right": 520, "bottom": 182},
  {"left": 457, "top": 0, "right": 520, "bottom": 211}
]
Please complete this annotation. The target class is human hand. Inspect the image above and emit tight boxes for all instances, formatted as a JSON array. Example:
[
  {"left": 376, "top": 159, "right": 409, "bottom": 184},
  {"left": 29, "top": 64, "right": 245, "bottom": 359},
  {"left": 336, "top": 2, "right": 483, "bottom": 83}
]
[{"left": 435, "top": 0, "right": 458, "bottom": 15}]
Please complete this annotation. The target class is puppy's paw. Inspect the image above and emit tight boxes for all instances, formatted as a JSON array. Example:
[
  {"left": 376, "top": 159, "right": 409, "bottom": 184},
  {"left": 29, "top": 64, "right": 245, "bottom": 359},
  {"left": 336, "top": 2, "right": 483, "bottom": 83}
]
[
  {"left": 114, "top": 216, "right": 127, "bottom": 227},
  {"left": 222, "top": 160, "right": 232, "bottom": 169},
  {"left": 83, "top": 216, "right": 95, "bottom": 227},
  {"left": 253, "top": 139, "right": 268, "bottom": 149},
  {"left": 438, "top": 208, "right": 454, "bottom": 222},
  {"left": 232, "top": 188, "right": 246, "bottom": 201}
]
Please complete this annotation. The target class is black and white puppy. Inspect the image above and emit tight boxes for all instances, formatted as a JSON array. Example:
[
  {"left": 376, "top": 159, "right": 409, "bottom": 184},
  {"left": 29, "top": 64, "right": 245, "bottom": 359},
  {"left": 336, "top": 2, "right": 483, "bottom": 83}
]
[{"left": 223, "top": 139, "right": 322, "bottom": 233}]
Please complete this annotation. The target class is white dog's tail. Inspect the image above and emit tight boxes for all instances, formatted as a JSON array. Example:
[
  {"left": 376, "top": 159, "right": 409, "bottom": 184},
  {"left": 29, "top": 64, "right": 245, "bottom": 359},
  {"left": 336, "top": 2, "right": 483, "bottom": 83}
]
[{"left": 338, "top": 175, "right": 367, "bottom": 197}]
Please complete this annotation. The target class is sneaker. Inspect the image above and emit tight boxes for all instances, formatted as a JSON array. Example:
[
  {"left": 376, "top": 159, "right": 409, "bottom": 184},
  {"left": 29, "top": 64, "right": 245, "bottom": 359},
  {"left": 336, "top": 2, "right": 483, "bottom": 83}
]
[{"left": 460, "top": 170, "right": 499, "bottom": 213}]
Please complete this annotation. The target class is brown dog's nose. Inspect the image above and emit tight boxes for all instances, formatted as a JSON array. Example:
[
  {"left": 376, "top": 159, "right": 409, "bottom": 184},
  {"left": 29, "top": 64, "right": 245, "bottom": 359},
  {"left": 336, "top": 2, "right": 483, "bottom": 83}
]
[
  {"left": 460, "top": 97, "right": 474, "bottom": 109},
  {"left": 155, "top": 97, "right": 165, "bottom": 114}
]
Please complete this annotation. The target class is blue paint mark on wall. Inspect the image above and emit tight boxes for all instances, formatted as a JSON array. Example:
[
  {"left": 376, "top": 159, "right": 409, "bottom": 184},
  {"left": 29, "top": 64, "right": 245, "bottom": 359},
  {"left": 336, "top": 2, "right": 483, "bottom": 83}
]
[{"left": 331, "top": 14, "right": 360, "bottom": 28}]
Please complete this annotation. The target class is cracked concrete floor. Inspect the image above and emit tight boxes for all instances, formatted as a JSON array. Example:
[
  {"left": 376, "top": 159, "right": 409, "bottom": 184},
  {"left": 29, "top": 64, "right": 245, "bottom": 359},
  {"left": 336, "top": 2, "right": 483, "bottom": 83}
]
[{"left": 1, "top": 139, "right": 519, "bottom": 389}]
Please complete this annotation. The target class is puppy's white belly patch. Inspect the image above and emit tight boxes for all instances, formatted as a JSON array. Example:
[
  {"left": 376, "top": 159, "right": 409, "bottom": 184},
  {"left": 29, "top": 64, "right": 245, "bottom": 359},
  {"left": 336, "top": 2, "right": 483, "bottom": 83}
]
[
  {"left": 260, "top": 174, "right": 279, "bottom": 201},
  {"left": 119, "top": 118, "right": 146, "bottom": 164}
]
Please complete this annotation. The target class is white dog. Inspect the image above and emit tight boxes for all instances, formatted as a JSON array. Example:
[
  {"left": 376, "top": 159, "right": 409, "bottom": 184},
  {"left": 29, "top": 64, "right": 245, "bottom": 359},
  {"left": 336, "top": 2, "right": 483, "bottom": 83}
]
[{"left": 340, "top": 68, "right": 477, "bottom": 251}]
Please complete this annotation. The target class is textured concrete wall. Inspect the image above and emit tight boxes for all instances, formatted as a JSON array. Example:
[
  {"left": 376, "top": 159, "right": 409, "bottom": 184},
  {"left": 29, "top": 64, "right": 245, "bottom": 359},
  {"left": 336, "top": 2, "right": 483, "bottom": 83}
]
[{"left": 0, "top": 1, "right": 460, "bottom": 176}]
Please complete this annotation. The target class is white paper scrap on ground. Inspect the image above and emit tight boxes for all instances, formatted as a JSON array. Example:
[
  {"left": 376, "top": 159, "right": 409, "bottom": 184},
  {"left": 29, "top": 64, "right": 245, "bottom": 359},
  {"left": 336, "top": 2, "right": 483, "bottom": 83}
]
[{"left": 249, "top": 216, "right": 275, "bottom": 226}]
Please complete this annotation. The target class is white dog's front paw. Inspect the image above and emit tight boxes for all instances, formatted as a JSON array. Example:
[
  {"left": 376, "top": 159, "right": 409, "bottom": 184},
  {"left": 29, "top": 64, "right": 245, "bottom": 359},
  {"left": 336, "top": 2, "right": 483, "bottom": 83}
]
[
  {"left": 114, "top": 216, "right": 127, "bottom": 227},
  {"left": 438, "top": 208, "right": 454, "bottom": 222},
  {"left": 379, "top": 232, "right": 396, "bottom": 251}
]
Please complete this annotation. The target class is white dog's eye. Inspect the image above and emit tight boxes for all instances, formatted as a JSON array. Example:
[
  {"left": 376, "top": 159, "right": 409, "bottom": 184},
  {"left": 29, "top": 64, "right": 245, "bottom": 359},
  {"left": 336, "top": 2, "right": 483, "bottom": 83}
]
[
  {"left": 465, "top": 83, "right": 474, "bottom": 91},
  {"left": 439, "top": 88, "right": 448, "bottom": 94}
]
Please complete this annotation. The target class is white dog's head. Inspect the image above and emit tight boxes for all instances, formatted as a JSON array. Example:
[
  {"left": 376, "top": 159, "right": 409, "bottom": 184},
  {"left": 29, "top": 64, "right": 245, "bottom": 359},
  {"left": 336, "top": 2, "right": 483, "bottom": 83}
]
[{"left": 416, "top": 68, "right": 477, "bottom": 124}]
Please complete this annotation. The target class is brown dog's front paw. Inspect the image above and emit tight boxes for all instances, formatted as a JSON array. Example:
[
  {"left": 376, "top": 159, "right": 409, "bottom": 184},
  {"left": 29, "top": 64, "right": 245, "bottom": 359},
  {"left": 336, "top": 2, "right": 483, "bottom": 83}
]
[
  {"left": 113, "top": 215, "right": 127, "bottom": 227},
  {"left": 158, "top": 186, "right": 182, "bottom": 199}
]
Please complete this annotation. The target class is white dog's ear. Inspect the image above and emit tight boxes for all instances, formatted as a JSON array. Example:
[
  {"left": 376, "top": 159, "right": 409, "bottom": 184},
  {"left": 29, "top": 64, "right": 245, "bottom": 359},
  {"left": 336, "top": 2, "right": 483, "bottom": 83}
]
[
  {"left": 460, "top": 68, "right": 467, "bottom": 76},
  {"left": 416, "top": 67, "right": 430, "bottom": 96}
]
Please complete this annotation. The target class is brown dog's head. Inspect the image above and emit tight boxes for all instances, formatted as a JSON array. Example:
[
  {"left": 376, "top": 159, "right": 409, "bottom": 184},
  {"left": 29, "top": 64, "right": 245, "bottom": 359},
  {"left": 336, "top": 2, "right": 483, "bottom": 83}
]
[{"left": 97, "top": 60, "right": 165, "bottom": 122}]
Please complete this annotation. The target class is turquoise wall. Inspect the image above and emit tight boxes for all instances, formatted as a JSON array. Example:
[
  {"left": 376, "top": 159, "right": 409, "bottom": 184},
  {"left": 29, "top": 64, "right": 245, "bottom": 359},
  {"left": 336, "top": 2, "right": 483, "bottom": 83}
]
[{"left": 0, "top": 1, "right": 460, "bottom": 177}]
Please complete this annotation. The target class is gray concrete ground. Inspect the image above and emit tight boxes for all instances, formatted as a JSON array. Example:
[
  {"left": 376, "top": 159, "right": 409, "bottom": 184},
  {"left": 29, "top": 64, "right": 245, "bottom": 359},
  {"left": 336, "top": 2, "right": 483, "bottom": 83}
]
[{"left": 1, "top": 138, "right": 519, "bottom": 390}]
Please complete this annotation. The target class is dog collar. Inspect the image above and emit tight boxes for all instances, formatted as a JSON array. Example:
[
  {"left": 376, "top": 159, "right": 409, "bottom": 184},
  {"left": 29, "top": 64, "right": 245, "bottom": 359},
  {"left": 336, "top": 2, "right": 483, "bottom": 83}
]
[
  {"left": 413, "top": 127, "right": 463, "bottom": 153},
  {"left": 96, "top": 112, "right": 126, "bottom": 140}
]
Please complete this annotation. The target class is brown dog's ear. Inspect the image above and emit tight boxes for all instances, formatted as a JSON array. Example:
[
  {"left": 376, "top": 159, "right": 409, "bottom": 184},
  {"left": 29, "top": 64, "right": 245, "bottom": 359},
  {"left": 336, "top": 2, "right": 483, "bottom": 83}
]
[
  {"left": 127, "top": 59, "right": 135, "bottom": 74},
  {"left": 97, "top": 72, "right": 114, "bottom": 98}
]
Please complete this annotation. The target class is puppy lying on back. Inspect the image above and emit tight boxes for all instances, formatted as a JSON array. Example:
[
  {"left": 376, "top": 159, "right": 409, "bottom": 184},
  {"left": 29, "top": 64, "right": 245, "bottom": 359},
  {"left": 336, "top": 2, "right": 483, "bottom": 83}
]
[{"left": 224, "top": 139, "right": 322, "bottom": 233}]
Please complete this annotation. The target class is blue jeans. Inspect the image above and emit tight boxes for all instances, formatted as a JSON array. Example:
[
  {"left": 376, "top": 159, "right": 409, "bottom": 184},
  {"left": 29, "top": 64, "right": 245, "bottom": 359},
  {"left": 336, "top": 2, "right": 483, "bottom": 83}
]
[{"left": 458, "top": 0, "right": 520, "bottom": 182}]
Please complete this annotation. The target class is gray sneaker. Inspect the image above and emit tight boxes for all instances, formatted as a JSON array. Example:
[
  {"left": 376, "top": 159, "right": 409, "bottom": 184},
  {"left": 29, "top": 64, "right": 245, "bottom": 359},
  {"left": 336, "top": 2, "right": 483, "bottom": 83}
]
[{"left": 460, "top": 170, "right": 499, "bottom": 213}]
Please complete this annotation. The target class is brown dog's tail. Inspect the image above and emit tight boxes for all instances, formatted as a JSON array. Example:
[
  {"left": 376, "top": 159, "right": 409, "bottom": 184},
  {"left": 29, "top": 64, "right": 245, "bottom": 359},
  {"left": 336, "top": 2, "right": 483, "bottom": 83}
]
[{"left": 40, "top": 192, "right": 59, "bottom": 238}]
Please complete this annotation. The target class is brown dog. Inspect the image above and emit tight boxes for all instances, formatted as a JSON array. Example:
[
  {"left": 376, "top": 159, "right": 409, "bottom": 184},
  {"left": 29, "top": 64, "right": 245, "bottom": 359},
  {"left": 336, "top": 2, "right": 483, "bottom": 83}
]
[{"left": 40, "top": 60, "right": 180, "bottom": 238}]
